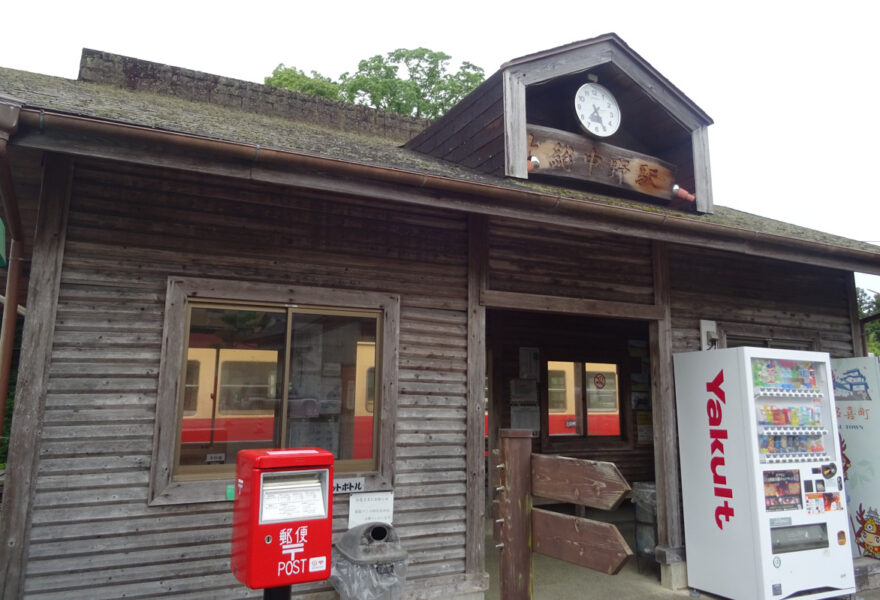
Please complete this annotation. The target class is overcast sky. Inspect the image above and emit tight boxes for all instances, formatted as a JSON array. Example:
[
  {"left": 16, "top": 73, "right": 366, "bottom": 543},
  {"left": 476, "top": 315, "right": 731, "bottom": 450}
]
[{"left": 2, "top": 0, "right": 879, "bottom": 289}]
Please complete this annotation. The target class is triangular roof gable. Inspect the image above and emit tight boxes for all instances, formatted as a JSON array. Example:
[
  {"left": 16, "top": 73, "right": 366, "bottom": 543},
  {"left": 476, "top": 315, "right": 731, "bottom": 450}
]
[
  {"left": 501, "top": 34, "right": 712, "bottom": 128},
  {"left": 407, "top": 33, "right": 715, "bottom": 212}
]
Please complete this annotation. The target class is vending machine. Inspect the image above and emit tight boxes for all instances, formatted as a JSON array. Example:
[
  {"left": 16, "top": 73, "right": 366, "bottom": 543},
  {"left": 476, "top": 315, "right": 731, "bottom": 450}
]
[
  {"left": 831, "top": 356, "right": 880, "bottom": 560},
  {"left": 674, "top": 347, "right": 855, "bottom": 600}
]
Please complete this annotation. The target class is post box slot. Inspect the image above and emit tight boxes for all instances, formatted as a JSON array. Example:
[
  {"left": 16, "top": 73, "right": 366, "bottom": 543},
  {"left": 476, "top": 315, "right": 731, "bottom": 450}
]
[{"left": 260, "top": 470, "right": 328, "bottom": 523}]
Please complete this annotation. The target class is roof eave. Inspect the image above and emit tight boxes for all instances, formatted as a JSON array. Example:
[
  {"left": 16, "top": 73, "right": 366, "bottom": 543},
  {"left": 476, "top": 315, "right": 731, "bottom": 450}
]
[{"left": 11, "top": 107, "right": 880, "bottom": 276}]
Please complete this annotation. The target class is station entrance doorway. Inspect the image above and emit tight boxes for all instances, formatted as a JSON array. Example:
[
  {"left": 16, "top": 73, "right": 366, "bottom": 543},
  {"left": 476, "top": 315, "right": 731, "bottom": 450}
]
[
  {"left": 482, "top": 309, "right": 662, "bottom": 596},
  {"left": 485, "top": 309, "right": 654, "bottom": 483}
]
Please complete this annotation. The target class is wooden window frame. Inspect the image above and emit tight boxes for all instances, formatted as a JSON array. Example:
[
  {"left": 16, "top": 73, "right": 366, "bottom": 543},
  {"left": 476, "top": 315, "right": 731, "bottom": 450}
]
[{"left": 149, "top": 277, "right": 400, "bottom": 505}]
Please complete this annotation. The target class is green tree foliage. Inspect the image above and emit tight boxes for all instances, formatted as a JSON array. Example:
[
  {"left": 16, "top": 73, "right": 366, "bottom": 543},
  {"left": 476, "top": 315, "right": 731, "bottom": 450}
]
[
  {"left": 857, "top": 287, "right": 880, "bottom": 355},
  {"left": 264, "top": 65, "right": 341, "bottom": 100},
  {"left": 265, "top": 48, "right": 485, "bottom": 119}
]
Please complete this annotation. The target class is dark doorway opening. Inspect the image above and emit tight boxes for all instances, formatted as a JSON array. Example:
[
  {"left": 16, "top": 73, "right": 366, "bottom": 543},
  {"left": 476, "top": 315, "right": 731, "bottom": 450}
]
[{"left": 485, "top": 309, "right": 654, "bottom": 484}]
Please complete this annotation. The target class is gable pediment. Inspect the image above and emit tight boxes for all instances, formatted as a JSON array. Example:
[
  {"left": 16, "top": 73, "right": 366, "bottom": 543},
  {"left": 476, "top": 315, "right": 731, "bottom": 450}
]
[{"left": 406, "top": 33, "right": 714, "bottom": 212}]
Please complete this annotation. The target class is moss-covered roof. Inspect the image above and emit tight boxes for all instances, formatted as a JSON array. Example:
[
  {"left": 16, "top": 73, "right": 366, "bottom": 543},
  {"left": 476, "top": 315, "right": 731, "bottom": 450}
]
[{"left": 1, "top": 59, "right": 878, "bottom": 263}]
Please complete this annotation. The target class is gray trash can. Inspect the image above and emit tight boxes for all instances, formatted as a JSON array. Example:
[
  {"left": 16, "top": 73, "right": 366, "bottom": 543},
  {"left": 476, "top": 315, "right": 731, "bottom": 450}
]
[
  {"left": 631, "top": 481, "right": 657, "bottom": 572},
  {"left": 330, "top": 522, "right": 408, "bottom": 600}
]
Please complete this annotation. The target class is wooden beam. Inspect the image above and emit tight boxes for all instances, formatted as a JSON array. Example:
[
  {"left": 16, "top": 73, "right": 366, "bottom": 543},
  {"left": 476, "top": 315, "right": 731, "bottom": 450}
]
[
  {"left": 465, "top": 214, "right": 487, "bottom": 577},
  {"left": 531, "top": 508, "right": 632, "bottom": 575},
  {"left": 0, "top": 154, "right": 72, "bottom": 600},
  {"left": 503, "top": 71, "right": 528, "bottom": 179},
  {"left": 531, "top": 453, "right": 631, "bottom": 511},
  {"left": 691, "top": 127, "right": 714, "bottom": 214},
  {"left": 481, "top": 288, "right": 665, "bottom": 321}
]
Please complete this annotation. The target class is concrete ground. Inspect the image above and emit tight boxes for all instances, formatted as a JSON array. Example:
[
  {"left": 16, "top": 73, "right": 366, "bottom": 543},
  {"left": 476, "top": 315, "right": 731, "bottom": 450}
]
[{"left": 483, "top": 502, "right": 872, "bottom": 600}]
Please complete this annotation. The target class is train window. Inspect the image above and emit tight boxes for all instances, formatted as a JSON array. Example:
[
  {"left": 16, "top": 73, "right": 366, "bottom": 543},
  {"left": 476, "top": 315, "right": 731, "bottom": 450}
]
[
  {"left": 545, "top": 361, "right": 621, "bottom": 438},
  {"left": 182, "top": 360, "right": 200, "bottom": 416},
  {"left": 219, "top": 357, "right": 280, "bottom": 413},
  {"left": 585, "top": 363, "right": 620, "bottom": 437},
  {"left": 547, "top": 369, "right": 567, "bottom": 412}
]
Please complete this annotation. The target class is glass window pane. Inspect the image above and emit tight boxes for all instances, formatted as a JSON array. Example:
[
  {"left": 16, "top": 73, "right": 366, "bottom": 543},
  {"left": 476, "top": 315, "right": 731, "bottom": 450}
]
[
  {"left": 179, "top": 307, "right": 286, "bottom": 469},
  {"left": 288, "top": 312, "right": 378, "bottom": 463},
  {"left": 586, "top": 362, "right": 621, "bottom": 436},
  {"left": 547, "top": 361, "right": 580, "bottom": 436},
  {"left": 183, "top": 360, "right": 200, "bottom": 416}
]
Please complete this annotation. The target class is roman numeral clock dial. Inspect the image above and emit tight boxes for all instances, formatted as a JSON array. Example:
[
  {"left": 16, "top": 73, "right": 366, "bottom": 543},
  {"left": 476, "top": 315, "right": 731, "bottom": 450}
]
[{"left": 575, "top": 82, "right": 621, "bottom": 138}]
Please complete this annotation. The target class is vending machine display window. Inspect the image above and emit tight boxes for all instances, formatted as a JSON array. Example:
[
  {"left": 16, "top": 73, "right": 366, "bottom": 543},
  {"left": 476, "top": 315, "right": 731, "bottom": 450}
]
[
  {"left": 763, "top": 470, "right": 803, "bottom": 511},
  {"left": 753, "top": 359, "right": 832, "bottom": 465}
]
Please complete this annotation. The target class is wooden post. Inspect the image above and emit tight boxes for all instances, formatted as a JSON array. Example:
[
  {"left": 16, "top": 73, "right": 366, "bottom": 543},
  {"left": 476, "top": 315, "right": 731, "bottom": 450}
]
[
  {"left": 466, "top": 214, "right": 487, "bottom": 576},
  {"left": 0, "top": 155, "right": 72, "bottom": 600},
  {"left": 498, "top": 429, "right": 533, "bottom": 600}
]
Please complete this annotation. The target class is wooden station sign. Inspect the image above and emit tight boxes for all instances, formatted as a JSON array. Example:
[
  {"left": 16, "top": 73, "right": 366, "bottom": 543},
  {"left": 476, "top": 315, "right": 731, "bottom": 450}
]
[
  {"left": 527, "top": 124, "right": 676, "bottom": 200},
  {"left": 531, "top": 453, "right": 631, "bottom": 512},
  {"left": 532, "top": 508, "right": 632, "bottom": 575},
  {"left": 529, "top": 453, "right": 632, "bottom": 573}
]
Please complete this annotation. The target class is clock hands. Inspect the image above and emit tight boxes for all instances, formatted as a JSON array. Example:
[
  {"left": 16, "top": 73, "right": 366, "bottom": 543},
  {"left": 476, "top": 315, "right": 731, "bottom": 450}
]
[
  {"left": 589, "top": 104, "right": 606, "bottom": 132},
  {"left": 575, "top": 83, "right": 620, "bottom": 137}
]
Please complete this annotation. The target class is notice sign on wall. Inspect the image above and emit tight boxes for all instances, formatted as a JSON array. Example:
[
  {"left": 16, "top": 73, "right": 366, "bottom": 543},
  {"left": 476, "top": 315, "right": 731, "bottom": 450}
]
[{"left": 348, "top": 491, "right": 394, "bottom": 528}]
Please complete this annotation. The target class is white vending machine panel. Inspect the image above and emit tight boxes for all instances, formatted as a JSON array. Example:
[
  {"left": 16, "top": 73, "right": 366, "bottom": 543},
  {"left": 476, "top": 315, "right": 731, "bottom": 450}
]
[{"left": 674, "top": 347, "right": 855, "bottom": 600}]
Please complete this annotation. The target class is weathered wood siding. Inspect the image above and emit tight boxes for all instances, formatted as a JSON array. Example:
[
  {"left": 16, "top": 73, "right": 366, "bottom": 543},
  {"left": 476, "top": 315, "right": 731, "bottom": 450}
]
[
  {"left": 668, "top": 244, "right": 856, "bottom": 355},
  {"left": 23, "top": 159, "right": 473, "bottom": 598},
  {"left": 487, "top": 217, "right": 655, "bottom": 305},
  {"left": 404, "top": 72, "right": 506, "bottom": 176}
]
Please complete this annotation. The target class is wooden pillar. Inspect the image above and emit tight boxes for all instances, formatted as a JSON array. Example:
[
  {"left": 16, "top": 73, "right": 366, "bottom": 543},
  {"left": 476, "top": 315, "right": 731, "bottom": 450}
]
[
  {"left": 466, "top": 214, "right": 487, "bottom": 580},
  {"left": 650, "top": 241, "right": 686, "bottom": 587},
  {"left": 0, "top": 155, "right": 72, "bottom": 599},
  {"left": 497, "top": 429, "right": 533, "bottom": 600}
]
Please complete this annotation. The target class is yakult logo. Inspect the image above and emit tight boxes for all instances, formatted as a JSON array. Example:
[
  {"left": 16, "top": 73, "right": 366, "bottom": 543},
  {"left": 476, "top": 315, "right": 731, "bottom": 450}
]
[{"left": 706, "top": 369, "right": 734, "bottom": 529}]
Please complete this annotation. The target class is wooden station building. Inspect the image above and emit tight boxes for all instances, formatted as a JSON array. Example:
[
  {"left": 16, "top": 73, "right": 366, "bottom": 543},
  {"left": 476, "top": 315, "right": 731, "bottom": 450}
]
[{"left": 1, "top": 34, "right": 879, "bottom": 598}]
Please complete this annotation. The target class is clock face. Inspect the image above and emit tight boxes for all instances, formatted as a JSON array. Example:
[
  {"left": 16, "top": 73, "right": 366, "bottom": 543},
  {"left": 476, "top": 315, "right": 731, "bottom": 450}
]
[{"left": 574, "top": 83, "right": 621, "bottom": 137}]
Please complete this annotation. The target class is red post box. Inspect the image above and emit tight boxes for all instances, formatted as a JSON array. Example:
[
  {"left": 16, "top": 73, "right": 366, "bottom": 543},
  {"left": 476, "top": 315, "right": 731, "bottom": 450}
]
[{"left": 231, "top": 448, "right": 334, "bottom": 590}]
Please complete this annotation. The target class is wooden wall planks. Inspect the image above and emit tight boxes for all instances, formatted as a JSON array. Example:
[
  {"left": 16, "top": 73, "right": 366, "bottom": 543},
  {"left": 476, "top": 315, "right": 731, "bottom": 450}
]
[
  {"left": 487, "top": 217, "right": 655, "bottom": 305},
  {"left": 21, "top": 158, "right": 478, "bottom": 598},
  {"left": 668, "top": 244, "right": 855, "bottom": 355}
]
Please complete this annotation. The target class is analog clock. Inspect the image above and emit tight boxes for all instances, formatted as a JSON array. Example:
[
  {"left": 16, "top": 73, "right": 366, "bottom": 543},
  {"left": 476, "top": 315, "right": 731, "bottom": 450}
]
[{"left": 574, "top": 82, "right": 621, "bottom": 138}]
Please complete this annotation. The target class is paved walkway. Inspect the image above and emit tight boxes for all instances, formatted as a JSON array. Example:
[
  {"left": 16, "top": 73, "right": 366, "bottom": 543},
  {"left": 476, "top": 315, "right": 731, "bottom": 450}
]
[{"left": 484, "top": 503, "right": 869, "bottom": 600}]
